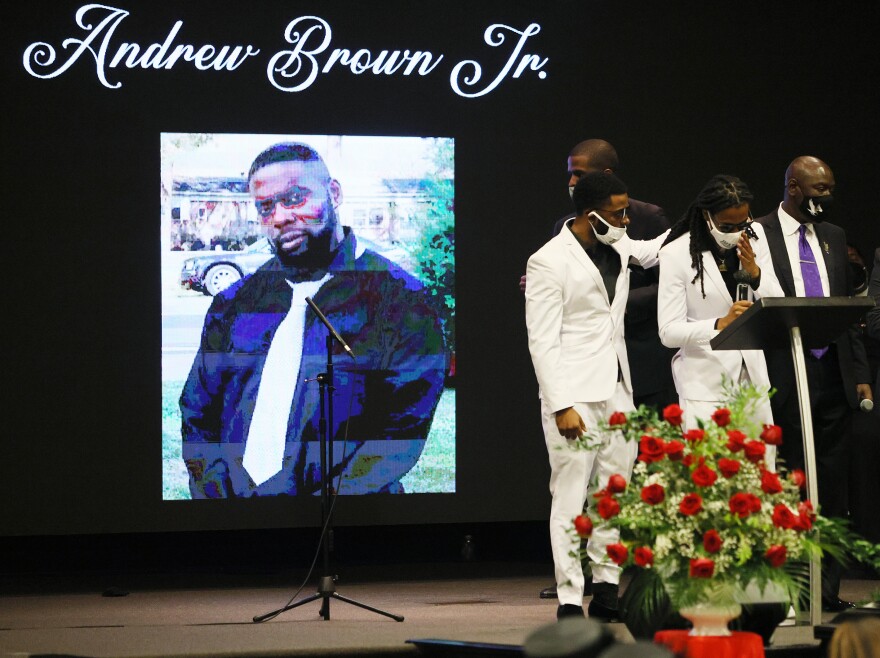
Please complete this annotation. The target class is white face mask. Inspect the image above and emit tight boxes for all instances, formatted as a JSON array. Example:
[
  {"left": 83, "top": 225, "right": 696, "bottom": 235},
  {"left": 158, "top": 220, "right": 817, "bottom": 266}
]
[
  {"left": 589, "top": 211, "right": 627, "bottom": 245},
  {"left": 706, "top": 212, "right": 741, "bottom": 250}
]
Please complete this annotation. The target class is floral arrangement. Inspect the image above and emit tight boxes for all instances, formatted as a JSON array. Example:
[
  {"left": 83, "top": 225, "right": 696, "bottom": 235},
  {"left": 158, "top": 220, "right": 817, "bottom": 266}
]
[{"left": 570, "top": 383, "right": 849, "bottom": 611}]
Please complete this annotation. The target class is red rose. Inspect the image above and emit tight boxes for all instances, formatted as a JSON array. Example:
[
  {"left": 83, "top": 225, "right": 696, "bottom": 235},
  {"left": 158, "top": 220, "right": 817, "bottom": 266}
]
[
  {"left": 744, "top": 440, "right": 767, "bottom": 464},
  {"left": 634, "top": 546, "right": 654, "bottom": 567},
  {"left": 789, "top": 469, "right": 806, "bottom": 490},
  {"left": 679, "top": 493, "right": 703, "bottom": 516},
  {"left": 607, "top": 543, "right": 629, "bottom": 565},
  {"left": 703, "top": 529, "right": 723, "bottom": 553},
  {"left": 638, "top": 435, "right": 667, "bottom": 463},
  {"left": 793, "top": 514, "right": 813, "bottom": 532},
  {"left": 748, "top": 493, "right": 762, "bottom": 513},
  {"left": 765, "top": 545, "right": 787, "bottom": 568},
  {"left": 597, "top": 495, "right": 621, "bottom": 520},
  {"left": 574, "top": 514, "right": 594, "bottom": 538},
  {"left": 664, "top": 439, "right": 685, "bottom": 461},
  {"left": 663, "top": 403, "right": 684, "bottom": 426},
  {"left": 691, "top": 464, "right": 718, "bottom": 487},
  {"left": 682, "top": 454, "right": 695, "bottom": 467},
  {"left": 760, "top": 470, "right": 783, "bottom": 494},
  {"left": 607, "top": 474, "right": 627, "bottom": 494},
  {"left": 772, "top": 504, "right": 797, "bottom": 529},
  {"left": 609, "top": 411, "right": 628, "bottom": 427},
  {"left": 795, "top": 500, "right": 816, "bottom": 530},
  {"left": 641, "top": 483, "right": 666, "bottom": 505},
  {"left": 760, "top": 424, "right": 783, "bottom": 445},
  {"left": 689, "top": 558, "right": 715, "bottom": 578},
  {"left": 682, "top": 428, "right": 705, "bottom": 442},
  {"left": 726, "top": 430, "right": 747, "bottom": 452},
  {"left": 729, "top": 492, "right": 756, "bottom": 518},
  {"left": 718, "top": 458, "right": 741, "bottom": 478},
  {"left": 712, "top": 408, "right": 732, "bottom": 427}
]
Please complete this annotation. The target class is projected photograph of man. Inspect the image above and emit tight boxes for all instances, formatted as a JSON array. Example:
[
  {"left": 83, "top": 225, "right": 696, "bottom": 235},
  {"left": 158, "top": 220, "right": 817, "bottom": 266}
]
[{"left": 160, "top": 134, "right": 454, "bottom": 499}]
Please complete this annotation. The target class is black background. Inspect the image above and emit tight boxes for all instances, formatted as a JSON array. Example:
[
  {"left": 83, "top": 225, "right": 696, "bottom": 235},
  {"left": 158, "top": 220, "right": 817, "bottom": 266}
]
[{"left": 3, "top": 1, "right": 878, "bottom": 541}]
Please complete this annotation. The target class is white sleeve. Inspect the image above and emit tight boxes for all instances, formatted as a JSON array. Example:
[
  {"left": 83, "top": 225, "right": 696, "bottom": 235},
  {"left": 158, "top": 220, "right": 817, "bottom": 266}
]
[
  {"left": 657, "top": 245, "right": 718, "bottom": 348},
  {"left": 625, "top": 229, "right": 672, "bottom": 269},
  {"left": 751, "top": 223, "right": 785, "bottom": 299},
  {"left": 524, "top": 250, "right": 572, "bottom": 413}
]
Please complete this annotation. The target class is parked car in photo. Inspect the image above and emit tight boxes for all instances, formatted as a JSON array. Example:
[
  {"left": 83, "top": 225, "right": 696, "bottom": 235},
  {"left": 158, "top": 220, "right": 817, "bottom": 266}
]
[{"left": 180, "top": 238, "right": 273, "bottom": 296}]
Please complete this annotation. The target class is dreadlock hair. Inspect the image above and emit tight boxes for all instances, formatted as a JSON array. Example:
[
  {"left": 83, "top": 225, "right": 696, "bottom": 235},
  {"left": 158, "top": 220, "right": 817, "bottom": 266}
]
[
  {"left": 663, "top": 174, "right": 754, "bottom": 298},
  {"left": 572, "top": 170, "right": 627, "bottom": 215}
]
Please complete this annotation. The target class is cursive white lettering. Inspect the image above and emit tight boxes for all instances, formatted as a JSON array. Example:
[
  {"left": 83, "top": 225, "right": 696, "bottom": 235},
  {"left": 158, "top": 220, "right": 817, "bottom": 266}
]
[
  {"left": 267, "top": 16, "right": 332, "bottom": 92},
  {"left": 450, "top": 23, "right": 547, "bottom": 98},
  {"left": 268, "top": 16, "right": 442, "bottom": 91},
  {"left": 23, "top": 8, "right": 548, "bottom": 99},
  {"left": 23, "top": 4, "right": 260, "bottom": 88},
  {"left": 23, "top": 4, "right": 129, "bottom": 89}
]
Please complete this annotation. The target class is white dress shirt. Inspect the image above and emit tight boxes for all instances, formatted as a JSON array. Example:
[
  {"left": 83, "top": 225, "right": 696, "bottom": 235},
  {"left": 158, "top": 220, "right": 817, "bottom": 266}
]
[{"left": 776, "top": 203, "right": 830, "bottom": 297}]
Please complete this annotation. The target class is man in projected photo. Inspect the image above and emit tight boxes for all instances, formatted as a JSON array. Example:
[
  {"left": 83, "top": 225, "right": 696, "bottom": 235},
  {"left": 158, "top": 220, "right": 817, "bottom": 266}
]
[
  {"left": 179, "top": 142, "right": 447, "bottom": 498},
  {"left": 525, "top": 172, "right": 669, "bottom": 622}
]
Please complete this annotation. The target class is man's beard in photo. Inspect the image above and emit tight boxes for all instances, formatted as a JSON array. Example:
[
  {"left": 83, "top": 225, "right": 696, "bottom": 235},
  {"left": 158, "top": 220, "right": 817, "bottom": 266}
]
[{"left": 273, "top": 210, "right": 339, "bottom": 271}]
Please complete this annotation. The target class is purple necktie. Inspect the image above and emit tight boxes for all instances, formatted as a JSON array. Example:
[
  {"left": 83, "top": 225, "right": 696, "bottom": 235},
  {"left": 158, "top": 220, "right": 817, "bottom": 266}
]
[{"left": 798, "top": 224, "right": 828, "bottom": 359}]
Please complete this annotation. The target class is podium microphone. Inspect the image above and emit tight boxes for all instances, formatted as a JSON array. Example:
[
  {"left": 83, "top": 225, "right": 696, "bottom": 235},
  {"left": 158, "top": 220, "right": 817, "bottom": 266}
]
[
  {"left": 733, "top": 269, "right": 751, "bottom": 302},
  {"left": 305, "top": 296, "right": 356, "bottom": 359}
]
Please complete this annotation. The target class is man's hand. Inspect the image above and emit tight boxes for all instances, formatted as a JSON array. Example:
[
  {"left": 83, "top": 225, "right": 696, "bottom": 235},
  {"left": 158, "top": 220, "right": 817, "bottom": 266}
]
[
  {"left": 555, "top": 407, "right": 586, "bottom": 440},
  {"left": 717, "top": 300, "right": 753, "bottom": 332},
  {"left": 857, "top": 383, "right": 873, "bottom": 404},
  {"left": 736, "top": 232, "right": 760, "bottom": 280}
]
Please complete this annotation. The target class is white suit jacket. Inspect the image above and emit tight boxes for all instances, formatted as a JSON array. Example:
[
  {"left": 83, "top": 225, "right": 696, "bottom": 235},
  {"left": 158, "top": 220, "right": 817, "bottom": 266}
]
[
  {"left": 657, "top": 223, "right": 784, "bottom": 402},
  {"left": 526, "top": 221, "right": 669, "bottom": 412}
]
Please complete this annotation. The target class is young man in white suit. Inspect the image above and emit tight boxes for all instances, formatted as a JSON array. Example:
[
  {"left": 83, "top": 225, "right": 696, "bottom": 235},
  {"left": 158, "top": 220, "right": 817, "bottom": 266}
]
[
  {"left": 657, "top": 175, "right": 784, "bottom": 433},
  {"left": 525, "top": 171, "right": 669, "bottom": 621}
]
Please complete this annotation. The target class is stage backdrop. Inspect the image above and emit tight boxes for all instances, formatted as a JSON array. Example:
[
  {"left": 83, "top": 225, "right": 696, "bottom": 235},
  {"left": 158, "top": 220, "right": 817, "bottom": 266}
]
[{"left": 3, "top": 0, "right": 878, "bottom": 536}]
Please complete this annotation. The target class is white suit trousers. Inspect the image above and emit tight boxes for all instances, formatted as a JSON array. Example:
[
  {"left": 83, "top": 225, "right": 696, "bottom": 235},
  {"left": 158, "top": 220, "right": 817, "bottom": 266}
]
[
  {"left": 680, "top": 364, "right": 776, "bottom": 470},
  {"left": 542, "top": 382, "right": 638, "bottom": 607}
]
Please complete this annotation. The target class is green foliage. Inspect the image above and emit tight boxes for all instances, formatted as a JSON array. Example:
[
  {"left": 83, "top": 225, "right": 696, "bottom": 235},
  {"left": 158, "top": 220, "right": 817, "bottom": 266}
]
[{"left": 403, "top": 138, "right": 455, "bottom": 349}]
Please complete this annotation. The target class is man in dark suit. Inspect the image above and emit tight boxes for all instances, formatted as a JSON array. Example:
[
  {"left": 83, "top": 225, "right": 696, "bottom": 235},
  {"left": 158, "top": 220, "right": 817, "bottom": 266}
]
[
  {"left": 756, "top": 155, "right": 873, "bottom": 611},
  {"left": 523, "top": 139, "right": 676, "bottom": 603}
]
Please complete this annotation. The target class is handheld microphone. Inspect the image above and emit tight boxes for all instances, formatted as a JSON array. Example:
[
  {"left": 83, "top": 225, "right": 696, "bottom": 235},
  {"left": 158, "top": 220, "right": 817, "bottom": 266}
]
[
  {"left": 305, "top": 296, "right": 356, "bottom": 359},
  {"left": 733, "top": 269, "right": 751, "bottom": 302},
  {"left": 860, "top": 397, "right": 874, "bottom": 413}
]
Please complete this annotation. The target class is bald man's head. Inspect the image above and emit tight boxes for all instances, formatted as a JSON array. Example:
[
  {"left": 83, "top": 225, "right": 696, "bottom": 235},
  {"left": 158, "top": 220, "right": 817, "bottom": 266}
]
[
  {"left": 567, "top": 139, "right": 620, "bottom": 190},
  {"left": 782, "top": 156, "right": 836, "bottom": 223}
]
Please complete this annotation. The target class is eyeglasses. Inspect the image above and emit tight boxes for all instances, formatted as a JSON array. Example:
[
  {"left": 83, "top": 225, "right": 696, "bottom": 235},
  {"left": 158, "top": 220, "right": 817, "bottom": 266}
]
[
  {"left": 708, "top": 212, "right": 754, "bottom": 234},
  {"left": 254, "top": 185, "right": 313, "bottom": 218},
  {"left": 595, "top": 207, "right": 628, "bottom": 222}
]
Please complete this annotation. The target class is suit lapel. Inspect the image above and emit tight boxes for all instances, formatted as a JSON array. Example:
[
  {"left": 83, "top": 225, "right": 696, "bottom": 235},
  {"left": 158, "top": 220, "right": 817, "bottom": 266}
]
[
  {"left": 700, "top": 250, "right": 731, "bottom": 301},
  {"left": 762, "top": 213, "right": 797, "bottom": 297},
  {"left": 611, "top": 246, "right": 630, "bottom": 313},
  {"left": 561, "top": 225, "right": 609, "bottom": 305},
  {"left": 813, "top": 223, "right": 839, "bottom": 295}
]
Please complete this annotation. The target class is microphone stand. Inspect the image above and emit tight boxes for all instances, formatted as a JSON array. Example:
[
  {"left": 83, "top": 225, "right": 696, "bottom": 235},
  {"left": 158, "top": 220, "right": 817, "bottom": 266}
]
[{"left": 254, "top": 312, "right": 403, "bottom": 623}]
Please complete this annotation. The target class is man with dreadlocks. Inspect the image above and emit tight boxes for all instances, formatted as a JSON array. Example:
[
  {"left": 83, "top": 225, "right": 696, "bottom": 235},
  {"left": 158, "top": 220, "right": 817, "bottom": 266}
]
[
  {"left": 526, "top": 171, "right": 669, "bottom": 622},
  {"left": 657, "top": 174, "right": 783, "bottom": 433}
]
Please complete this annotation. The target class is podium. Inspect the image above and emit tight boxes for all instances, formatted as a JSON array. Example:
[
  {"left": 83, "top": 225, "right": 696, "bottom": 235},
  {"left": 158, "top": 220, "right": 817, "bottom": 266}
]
[{"left": 710, "top": 296, "right": 875, "bottom": 626}]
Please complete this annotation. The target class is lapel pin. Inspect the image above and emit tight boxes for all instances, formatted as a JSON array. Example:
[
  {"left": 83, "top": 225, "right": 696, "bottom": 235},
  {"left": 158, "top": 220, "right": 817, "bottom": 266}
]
[{"left": 823, "top": 241, "right": 830, "bottom": 254}]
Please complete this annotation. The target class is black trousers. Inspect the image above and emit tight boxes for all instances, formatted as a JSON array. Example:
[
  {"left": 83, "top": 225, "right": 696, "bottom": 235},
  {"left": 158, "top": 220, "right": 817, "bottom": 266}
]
[{"left": 772, "top": 347, "right": 852, "bottom": 601}]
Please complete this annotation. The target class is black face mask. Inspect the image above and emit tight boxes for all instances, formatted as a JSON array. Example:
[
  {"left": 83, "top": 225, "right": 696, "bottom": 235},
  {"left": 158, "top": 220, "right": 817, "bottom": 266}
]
[{"left": 799, "top": 194, "right": 834, "bottom": 222}]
